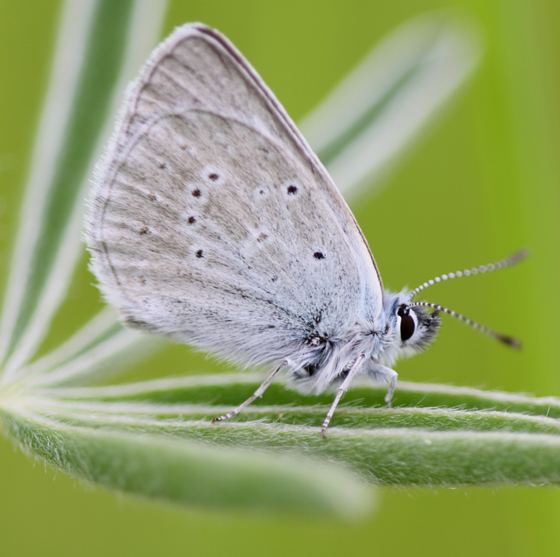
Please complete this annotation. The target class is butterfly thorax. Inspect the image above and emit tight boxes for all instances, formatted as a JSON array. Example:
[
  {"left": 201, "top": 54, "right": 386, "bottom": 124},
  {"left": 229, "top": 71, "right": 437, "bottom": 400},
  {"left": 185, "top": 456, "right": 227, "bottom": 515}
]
[
  {"left": 288, "top": 326, "right": 382, "bottom": 393},
  {"left": 288, "top": 289, "right": 441, "bottom": 394}
]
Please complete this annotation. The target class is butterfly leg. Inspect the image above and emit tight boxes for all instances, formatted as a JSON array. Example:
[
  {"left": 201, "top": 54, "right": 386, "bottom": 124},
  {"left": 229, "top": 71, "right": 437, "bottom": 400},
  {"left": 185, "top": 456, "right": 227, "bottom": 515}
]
[
  {"left": 367, "top": 363, "right": 398, "bottom": 406},
  {"left": 212, "top": 364, "right": 283, "bottom": 423},
  {"left": 321, "top": 354, "right": 366, "bottom": 436}
]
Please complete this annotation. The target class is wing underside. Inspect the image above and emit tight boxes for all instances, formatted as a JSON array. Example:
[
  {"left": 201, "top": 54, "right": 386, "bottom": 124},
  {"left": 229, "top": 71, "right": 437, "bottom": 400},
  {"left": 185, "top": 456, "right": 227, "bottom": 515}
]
[{"left": 87, "top": 24, "right": 383, "bottom": 366}]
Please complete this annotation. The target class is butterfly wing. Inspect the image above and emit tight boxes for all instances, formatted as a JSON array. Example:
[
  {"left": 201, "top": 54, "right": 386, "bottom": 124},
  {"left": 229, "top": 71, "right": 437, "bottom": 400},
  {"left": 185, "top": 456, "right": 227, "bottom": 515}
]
[{"left": 87, "top": 24, "right": 384, "bottom": 367}]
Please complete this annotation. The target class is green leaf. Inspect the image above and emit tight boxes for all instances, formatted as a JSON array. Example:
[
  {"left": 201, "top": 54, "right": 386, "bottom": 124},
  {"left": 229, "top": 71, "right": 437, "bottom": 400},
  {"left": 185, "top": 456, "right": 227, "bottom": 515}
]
[
  {"left": 45, "top": 373, "right": 560, "bottom": 419},
  {"left": 300, "top": 12, "right": 480, "bottom": 197},
  {"left": 1, "top": 403, "right": 371, "bottom": 518},
  {"left": 0, "top": 0, "right": 167, "bottom": 379},
  {"left": 20, "top": 308, "right": 155, "bottom": 387},
  {"left": 25, "top": 374, "right": 560, "bottom": 486}
]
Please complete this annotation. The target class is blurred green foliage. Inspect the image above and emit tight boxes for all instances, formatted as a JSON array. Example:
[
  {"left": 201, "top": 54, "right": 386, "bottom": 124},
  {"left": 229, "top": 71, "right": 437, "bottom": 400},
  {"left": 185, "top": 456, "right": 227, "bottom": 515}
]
[{"left": 0, "top": 0, "right": 559, "bottom": 556}]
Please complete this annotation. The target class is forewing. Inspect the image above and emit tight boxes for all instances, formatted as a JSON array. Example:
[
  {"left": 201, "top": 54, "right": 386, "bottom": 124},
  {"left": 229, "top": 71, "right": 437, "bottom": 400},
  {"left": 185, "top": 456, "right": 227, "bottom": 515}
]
[{"left": 87, "top": 24, "right": 383, "bottom": 366}]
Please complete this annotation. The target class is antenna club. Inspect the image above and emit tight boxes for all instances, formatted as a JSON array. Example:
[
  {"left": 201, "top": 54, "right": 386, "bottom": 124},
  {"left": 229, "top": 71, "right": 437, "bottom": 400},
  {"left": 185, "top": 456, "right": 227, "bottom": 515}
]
[
  {"left": 511, "top": 248, "right": 530, "bottom": 261},
  {"left": 497, "top": 335, "right": 522, "bottom": 350}
]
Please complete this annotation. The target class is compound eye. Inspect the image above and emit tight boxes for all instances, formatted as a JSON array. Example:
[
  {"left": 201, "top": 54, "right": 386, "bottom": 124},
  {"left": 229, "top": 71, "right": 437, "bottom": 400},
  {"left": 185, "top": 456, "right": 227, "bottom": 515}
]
[{"left": 397, "top": 304, "right": 415, "bottom": 342}]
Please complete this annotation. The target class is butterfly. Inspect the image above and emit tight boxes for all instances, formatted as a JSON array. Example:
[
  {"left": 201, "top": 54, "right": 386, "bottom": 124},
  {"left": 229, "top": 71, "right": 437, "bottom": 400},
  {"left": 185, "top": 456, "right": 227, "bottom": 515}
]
[{"left": 86, "top": 23, "right": 524, "bottom": 434}]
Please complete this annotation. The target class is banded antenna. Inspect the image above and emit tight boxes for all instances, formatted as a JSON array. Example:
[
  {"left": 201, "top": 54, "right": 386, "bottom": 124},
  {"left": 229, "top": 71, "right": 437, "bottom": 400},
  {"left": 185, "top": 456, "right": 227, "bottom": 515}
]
[
  {"left": 410, "top": 300, "right": 521, "bottom": 349},
  {"left": 409, "top": 249, "right": 528, "bottom": 349},
  {"left": 409, "top": 249, "right": 528, "bottom": 299}
]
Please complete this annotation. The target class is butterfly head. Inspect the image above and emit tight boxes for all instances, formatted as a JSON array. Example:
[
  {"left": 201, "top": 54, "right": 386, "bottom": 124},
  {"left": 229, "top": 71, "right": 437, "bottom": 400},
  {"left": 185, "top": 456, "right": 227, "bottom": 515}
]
[
  {"left": 384, "top": 293, "right": 441, "bottom": 359},
  {"left": 382, "top": 250, "right": 528, "bottom": 362}
]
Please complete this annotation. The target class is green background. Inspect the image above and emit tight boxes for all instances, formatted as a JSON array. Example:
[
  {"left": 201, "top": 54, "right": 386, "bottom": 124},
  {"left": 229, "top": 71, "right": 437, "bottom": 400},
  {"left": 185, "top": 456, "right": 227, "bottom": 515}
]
[{"left": 1, "top": 0, "right": 559, "bottom": 555}]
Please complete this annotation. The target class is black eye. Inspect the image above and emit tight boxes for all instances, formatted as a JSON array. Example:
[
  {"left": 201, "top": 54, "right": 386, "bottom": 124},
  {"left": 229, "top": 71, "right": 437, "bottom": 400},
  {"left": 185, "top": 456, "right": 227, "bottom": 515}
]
[{"left": 398, "top": 305, "right": 415, "bottom": 342}]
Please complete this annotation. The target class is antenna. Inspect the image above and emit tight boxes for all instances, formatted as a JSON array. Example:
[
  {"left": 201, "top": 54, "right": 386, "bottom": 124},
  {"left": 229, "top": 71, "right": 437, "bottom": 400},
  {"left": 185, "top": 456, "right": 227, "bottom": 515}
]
[
  {"left": 409, "top": 249, "right": 528, "bottom": 299},
  {"left": 410, "top": 300, "right": 521, "bottom": 349}
]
